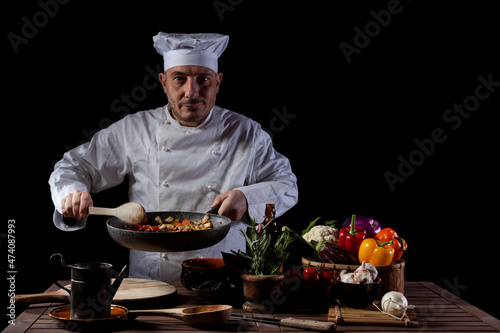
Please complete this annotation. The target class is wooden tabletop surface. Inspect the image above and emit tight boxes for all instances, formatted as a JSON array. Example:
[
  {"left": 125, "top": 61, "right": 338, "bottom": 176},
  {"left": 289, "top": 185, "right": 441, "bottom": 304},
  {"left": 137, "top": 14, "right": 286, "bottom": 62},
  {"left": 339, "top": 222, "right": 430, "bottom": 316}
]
[{"left": 4, "top": 280, "right": 500, "bottom": 332}]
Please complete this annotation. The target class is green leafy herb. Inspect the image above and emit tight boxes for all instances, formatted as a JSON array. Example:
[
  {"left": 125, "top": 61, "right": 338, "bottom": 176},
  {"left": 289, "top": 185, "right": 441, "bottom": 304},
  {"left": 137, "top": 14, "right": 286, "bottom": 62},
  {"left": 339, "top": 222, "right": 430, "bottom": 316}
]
[
  {"left": 301, "top": 217, "right": 321, "bottom": 236},
  {"left": 325, "top": 220, "right": 337, "bottom": 227},
  {"left": 223, "top": 218, "right": 293, "bottom": 275}
]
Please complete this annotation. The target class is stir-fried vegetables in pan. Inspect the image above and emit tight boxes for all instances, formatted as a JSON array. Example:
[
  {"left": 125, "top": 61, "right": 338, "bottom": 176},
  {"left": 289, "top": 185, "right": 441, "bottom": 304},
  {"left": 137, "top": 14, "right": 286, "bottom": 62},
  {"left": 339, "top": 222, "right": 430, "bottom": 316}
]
[{"left": 123, "top": 213, "right": 213, "bottom": 232}]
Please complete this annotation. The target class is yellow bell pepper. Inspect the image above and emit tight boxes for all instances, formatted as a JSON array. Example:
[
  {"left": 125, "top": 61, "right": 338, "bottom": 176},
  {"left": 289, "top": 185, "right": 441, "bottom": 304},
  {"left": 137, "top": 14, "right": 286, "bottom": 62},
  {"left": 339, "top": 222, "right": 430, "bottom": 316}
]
[{"left": 358, "top": 238, "right": 395, "bottom": 266}]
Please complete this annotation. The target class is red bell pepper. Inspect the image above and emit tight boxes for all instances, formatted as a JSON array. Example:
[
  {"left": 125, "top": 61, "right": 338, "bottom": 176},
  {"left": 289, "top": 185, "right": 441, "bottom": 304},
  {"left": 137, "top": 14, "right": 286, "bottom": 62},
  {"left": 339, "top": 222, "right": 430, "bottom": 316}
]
[
  {"left": 338, "top": 215, "right": 367, "bottom": 255},
  {"left": 374, "top": 228, "right": 408, "bottom": 262}
]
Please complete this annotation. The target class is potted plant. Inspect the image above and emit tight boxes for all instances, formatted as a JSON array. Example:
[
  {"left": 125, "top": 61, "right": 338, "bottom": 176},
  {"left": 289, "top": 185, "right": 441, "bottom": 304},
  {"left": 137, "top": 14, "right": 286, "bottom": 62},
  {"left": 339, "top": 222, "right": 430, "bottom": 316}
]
[{"left": 222, "top": 220, "right": 293, "bottom": 313}]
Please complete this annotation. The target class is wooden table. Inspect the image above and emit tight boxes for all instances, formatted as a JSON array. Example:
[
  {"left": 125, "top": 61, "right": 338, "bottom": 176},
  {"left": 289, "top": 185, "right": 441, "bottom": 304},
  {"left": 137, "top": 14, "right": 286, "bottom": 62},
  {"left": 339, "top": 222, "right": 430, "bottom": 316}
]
[{"left": 4, "top": 281, "right": 500, "bottom": 332}]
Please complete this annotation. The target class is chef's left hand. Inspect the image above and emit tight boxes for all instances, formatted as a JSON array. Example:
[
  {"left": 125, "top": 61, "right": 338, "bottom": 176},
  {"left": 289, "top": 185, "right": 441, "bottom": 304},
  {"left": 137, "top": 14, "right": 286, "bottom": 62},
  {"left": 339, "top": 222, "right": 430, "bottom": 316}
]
[{"left": 211, "top": 190, "right": 248, "bottom": 221}]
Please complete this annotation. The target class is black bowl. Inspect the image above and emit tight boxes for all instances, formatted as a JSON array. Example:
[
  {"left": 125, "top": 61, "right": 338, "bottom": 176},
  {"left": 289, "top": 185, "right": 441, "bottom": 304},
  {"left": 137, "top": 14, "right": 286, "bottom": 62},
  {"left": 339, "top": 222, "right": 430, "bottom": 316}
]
[
  {"left": 181, "top": 258, "right": 243, "bottom": 304},
  {"left": 336, "top": 277, "right": 382, "bottom": 309},
  {"left": 181, "top": 258, "right": 227, "bottom": 290}
]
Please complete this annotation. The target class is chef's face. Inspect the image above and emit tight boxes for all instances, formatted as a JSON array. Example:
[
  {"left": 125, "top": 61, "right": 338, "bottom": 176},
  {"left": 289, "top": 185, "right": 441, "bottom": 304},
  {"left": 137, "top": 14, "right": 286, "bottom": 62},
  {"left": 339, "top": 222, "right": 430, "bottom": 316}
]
[{"left": 159, "top": 65, "right": 223, "bottom": 127}]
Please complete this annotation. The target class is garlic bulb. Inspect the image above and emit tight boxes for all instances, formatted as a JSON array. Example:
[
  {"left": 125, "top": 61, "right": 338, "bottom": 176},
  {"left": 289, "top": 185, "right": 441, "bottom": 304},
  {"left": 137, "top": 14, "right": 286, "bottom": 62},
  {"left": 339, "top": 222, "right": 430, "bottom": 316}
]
[
  {"left": 339, "top": 270, "right": 356, "bottom": 283},
  {"left": 354, "top": 261, "right": 377, "bottom": 284},
  {"left": 339, "top": 261, "right": 379, "bottom": 284}
]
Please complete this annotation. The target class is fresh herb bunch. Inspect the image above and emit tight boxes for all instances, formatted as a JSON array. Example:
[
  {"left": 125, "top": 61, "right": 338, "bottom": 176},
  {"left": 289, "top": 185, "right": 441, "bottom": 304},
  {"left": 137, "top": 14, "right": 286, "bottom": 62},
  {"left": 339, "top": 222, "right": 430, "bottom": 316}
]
[{"left": 222, "top": 218, "right": 293, "bottom": 275}]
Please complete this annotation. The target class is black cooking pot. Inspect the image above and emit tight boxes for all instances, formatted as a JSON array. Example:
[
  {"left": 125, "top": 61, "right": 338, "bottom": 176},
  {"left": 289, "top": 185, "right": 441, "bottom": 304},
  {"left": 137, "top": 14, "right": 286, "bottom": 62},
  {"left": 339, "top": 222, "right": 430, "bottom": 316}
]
[{"left": 106, "top": 210, "right": 232, "bottom": 252}]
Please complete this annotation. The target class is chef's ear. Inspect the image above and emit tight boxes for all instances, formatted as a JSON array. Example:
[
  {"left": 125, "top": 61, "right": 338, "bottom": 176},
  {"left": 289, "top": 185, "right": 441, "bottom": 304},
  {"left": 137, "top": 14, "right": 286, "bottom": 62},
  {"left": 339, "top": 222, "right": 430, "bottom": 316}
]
[
  {"left": 159, "top": 72, "right": 168, "bottom": 94},
  {"left": 216, "top": 72, "right": 223, "bottom": 92}
]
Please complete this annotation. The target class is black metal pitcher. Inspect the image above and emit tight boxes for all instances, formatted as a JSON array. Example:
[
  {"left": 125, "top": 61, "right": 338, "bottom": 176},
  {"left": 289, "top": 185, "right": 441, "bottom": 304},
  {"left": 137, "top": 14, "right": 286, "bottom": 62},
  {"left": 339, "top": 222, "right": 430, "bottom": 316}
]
[{"left": 50, "top": 253, "right": 127, "bottom": 319}]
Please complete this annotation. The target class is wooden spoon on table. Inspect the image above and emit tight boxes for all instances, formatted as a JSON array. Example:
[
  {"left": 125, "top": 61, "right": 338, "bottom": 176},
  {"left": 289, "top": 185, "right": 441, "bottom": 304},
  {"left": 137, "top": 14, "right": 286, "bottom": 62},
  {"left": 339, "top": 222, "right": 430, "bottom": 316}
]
[
  {"left": 88, "top": 202, "right": 145, "bottom": 225},
  {"left": 128, "top": 305, "right": 233, "bottom": 325}
]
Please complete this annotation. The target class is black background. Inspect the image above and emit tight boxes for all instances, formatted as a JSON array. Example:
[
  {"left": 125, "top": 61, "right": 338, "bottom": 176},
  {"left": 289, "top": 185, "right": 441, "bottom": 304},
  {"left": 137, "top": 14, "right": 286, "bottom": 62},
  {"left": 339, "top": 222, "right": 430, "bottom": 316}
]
[{"left": 4, "top": 0, "right": 499, "bottom": 326}]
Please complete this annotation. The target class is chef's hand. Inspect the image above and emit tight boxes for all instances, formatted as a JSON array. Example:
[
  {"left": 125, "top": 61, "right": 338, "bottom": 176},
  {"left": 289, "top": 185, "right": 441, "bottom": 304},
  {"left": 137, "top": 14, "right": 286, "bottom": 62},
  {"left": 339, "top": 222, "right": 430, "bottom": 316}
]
[
  {"left": 61, "top": 190, "right": 93, "bottom": 220},
  {"left": 211, "top": 190, "right": 248, "bottom": 221}
]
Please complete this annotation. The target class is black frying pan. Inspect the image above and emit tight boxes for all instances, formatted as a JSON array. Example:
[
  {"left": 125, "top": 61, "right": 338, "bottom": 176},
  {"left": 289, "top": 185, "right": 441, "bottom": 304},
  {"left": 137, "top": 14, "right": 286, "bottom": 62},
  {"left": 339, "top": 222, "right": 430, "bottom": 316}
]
[{"left": 106, "top": 208, "right": 232, "bottom": 252}]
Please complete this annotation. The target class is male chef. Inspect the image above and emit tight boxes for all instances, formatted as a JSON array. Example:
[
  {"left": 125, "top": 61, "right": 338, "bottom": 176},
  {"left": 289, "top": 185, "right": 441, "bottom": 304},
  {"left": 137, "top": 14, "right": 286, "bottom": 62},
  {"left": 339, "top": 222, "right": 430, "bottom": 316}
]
[{"left": 49, "top": 32, "right": 298, "bottom": 280}]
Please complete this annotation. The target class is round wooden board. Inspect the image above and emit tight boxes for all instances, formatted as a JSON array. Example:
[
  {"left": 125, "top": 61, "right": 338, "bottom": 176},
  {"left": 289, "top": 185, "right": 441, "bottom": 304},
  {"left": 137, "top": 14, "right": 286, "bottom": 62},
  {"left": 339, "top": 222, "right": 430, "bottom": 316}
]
[
  {"left": 110, "top": 278, "right": 177, "bottom": 302},
  {"left": 15, "top": 278, "right": 177, "bottom": 310},
  {"left": 82, "top": 278, "right": 177, "bottom": 309}
]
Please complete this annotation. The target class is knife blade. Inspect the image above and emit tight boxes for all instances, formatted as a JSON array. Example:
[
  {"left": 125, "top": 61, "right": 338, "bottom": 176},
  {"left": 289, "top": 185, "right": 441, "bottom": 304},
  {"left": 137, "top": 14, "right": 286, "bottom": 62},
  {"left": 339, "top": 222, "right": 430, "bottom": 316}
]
[{"left": 230, "top": 314, "right": 336, "bottom": 332}]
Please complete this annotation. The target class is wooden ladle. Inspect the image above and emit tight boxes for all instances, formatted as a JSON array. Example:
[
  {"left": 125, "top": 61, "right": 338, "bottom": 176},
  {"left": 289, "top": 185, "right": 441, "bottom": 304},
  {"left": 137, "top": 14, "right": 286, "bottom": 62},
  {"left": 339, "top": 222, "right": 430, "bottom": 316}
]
[
  {"left": 128, "top": 305, "right": 233, "bottom": 325},
  {"left": 88, "top": 202, "right": 145, "bottom": 225}
]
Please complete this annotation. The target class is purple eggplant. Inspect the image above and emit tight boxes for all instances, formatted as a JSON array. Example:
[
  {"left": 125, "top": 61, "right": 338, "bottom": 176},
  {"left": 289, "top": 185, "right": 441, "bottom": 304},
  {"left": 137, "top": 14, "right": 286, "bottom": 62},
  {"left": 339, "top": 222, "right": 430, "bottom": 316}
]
[
  {"left": 342, "top": 215, "right": 382, "bottom": 238},
  {"left": 319, "top": 242, "right": 359, "bottom": 265}
]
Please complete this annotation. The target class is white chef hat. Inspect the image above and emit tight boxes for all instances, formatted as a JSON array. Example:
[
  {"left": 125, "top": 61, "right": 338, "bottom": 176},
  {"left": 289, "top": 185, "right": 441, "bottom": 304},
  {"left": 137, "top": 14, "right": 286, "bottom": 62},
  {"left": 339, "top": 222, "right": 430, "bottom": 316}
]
[{"left": 153, "top": 32, "right": 229, "bottom": 73}]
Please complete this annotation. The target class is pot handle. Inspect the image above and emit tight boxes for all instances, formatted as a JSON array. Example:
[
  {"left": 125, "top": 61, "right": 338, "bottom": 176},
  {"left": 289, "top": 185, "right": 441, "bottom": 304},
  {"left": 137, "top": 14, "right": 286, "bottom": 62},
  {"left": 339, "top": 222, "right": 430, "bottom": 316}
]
[{"left": 48, "top": 253, "right": 71, "bottom": 295}]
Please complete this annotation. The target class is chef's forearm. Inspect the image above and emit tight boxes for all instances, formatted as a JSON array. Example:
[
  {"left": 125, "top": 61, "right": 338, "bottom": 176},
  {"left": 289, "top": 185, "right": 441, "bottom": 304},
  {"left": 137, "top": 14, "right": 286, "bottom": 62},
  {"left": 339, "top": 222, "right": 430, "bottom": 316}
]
[
  {"left": 49, "top": 150, "right": 95, "bottom": 230},
  {"left": 236, "top": 178, "right": 298, "bottom": 220}
]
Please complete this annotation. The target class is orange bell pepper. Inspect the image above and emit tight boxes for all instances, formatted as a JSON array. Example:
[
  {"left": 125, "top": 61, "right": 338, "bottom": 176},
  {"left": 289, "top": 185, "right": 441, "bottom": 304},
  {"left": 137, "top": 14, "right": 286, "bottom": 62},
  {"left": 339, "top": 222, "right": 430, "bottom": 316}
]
[
  {"left": 358, "top": 238, "right": 395, "bottom": 266},
  {"left": 374, "top": 228, "right": 407, "bottom": 262}
]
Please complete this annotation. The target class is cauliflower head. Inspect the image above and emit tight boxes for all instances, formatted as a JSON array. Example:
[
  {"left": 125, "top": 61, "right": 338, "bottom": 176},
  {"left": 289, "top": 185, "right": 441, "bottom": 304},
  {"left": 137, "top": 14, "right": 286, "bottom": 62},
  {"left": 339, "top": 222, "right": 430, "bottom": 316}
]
[{"left": 303, "top": 225, "right": 337, "bottom": 243}]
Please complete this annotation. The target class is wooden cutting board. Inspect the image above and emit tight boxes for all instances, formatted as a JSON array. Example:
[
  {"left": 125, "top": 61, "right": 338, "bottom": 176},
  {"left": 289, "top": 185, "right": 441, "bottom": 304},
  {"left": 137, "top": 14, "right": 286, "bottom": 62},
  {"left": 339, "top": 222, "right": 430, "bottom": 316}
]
[
  {"left": 14, "top": 278, "right": 177, "bottom": 309},
  {"left": 328, "top": 301, "right": 418, "bottom": 327}
]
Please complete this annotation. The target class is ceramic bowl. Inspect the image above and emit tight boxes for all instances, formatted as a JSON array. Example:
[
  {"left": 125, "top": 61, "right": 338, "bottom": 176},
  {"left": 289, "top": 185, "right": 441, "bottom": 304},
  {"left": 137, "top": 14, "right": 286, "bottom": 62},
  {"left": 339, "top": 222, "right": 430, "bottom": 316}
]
[
  {"left": 336, "top": 277, "right": 382, "bottom": 308},
  {"left": 181, "top": 258, "right": 243, "bottom": 303}
]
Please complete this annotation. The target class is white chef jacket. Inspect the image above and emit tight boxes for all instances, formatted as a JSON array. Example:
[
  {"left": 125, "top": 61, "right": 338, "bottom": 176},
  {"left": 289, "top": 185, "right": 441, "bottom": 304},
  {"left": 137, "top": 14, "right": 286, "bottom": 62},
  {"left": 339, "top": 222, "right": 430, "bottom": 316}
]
[{"left": 49, "top": 105, "right": 298, "bottom": 281}]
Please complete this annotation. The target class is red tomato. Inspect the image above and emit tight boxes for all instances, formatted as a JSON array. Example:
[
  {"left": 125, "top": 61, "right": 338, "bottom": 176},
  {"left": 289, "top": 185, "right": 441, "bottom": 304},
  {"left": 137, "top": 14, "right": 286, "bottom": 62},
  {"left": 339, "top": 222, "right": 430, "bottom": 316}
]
[
  {"left": 303, "top": 266, "right": 320, "bottom": 287},
  {"left": 318, "top": 270, "right": 334, "bottom": 286}
]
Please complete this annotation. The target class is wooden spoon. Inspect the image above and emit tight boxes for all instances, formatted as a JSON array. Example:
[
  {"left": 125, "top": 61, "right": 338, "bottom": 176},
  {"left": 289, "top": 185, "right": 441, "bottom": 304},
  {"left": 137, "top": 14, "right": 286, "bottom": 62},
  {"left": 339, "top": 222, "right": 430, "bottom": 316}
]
[
  {"left": 88, "top": 202, "right": 145, "bottom": 225},
  {"left": 128, "top": 305, "right": 232, "bottom": 325}
]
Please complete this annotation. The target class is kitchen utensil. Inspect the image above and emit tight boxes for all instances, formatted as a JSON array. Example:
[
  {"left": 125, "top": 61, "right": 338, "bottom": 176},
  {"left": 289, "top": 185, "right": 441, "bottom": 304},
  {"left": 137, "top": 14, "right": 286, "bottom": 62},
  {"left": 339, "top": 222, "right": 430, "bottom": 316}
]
[
  {"left": 107, "top": 209, "right": 231, "bottom": 252},
  {"left": 48, "top": 253, "right": 127, "bottom": 319},
  {"left": 230, "top": 314, "right": 336, "bottom": 332},
  {"left": 88, "top": 202, "right": 145, "bottom": 225},
  {"left": 14, "top": 278, "right": 177, "bottom": 309},
  {"left": 128, "top": 304, "right": 233, "bottom": 325}
]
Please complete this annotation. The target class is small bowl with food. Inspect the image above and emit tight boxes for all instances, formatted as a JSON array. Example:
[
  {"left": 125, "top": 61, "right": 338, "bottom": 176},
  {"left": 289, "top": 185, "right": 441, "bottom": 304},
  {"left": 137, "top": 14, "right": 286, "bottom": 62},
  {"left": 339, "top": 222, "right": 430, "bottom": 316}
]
[
  {"left": 336, "top": 261, "right": 382, "bottom": 308},
  {"left": 181, "top": 258, "right": 243, "bottom": 304}
]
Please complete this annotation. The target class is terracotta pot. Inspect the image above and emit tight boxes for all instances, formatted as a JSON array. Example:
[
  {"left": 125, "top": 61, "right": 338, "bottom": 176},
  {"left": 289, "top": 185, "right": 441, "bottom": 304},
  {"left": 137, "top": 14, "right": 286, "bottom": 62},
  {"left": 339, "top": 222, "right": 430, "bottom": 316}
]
[{"left": 240, "top": 274, "right": 284, "bottom": 313}]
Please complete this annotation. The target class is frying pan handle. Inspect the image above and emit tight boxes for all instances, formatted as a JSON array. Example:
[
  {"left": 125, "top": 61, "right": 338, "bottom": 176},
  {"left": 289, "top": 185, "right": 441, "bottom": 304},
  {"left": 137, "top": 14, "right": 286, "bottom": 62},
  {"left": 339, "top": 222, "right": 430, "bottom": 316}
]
[
  {"left": 205, "top": 204, "right": 221, "bottom": 215},
  {"left": 206, "top": 205, "right": 253, "bottom": 227}
]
